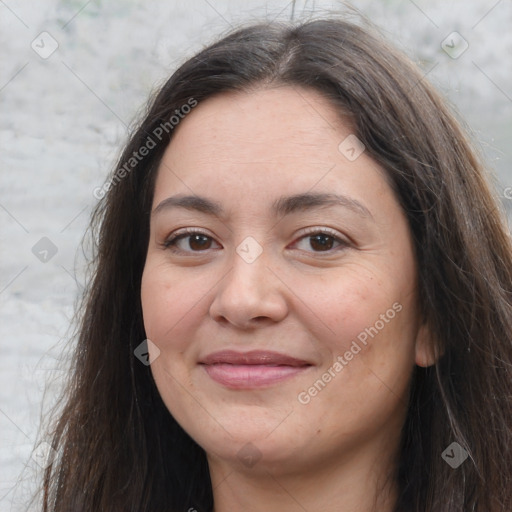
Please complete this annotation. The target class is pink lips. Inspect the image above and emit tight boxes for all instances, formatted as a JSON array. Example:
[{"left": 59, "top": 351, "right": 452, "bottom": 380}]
[{"left": 200, "top": 350, "right": 312, "bottom": 389}]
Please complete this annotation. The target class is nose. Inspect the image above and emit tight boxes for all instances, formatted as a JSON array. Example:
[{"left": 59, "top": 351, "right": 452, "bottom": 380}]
[{"left": 209, "top": 249, "right": 289, "bottom": 329}]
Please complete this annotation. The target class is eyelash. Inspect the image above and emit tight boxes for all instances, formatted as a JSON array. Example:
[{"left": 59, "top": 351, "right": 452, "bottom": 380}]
[{"left": 162, "top": 227, "right": 350, "bottom": 255}]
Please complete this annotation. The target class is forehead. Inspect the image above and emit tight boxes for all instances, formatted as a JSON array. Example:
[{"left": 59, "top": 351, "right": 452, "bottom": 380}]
[
  {"left": 153, "top": 86, "right": 384, "bottom": 196},
  {"left": 165, "top": 86, "right": 351, "bottom": 165}
]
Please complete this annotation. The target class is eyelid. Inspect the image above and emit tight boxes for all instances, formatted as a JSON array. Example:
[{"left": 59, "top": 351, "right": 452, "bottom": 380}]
[
  {"left": 165, "top": 226, "right": 213, "bottom": 238},
  {"left": 162, "top": 227, "right": 222, "bottom": 252},
  {"left": 288, "top": 226, "right": 351, "bottom": 252},
  {"left": 294, "top": 226, "right": 348, "bottom": 242},
  {"left": 297, "top": 226, "right": 342, "bottom": 237},
  {"left": 161, "top": 226, "right": 351, "bottom": 254}
]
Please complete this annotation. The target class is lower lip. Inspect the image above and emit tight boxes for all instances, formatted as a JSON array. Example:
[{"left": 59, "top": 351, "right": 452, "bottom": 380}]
[{"left": 201, "top": 364, "right": 310, "bottom": 389}]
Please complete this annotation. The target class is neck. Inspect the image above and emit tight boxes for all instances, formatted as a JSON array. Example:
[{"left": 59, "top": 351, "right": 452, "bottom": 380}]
[{"left": 208, "top": 442, "right": 399, "bottom": 512}]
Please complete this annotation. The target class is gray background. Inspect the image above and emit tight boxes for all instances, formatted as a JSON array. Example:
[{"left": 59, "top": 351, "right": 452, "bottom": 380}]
[{"left": 1, "top": 1, "right": 511, "bottom": 510}]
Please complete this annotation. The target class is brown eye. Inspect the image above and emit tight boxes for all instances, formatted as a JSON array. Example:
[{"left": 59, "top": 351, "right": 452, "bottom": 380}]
[
  {"left": 309, "top": 234, "right": 335, "bottom": 251},
  {"left": 292, "top": 229, "right": 347, "bottom": 253},
  {"left": 188, "top": 234, "right": 212, "bottom": 250},
  {"left": 164, "top": 231, "right": 220, "bottom": 253}
]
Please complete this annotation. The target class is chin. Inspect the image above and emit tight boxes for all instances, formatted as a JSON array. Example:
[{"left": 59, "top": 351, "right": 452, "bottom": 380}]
[{"left": 203, "top": 432, "right": 304, "bottom": 473}]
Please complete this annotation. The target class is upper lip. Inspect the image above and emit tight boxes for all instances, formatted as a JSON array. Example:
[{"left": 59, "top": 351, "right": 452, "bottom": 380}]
[{"left": 200, "top": 350, "right": 311, "bottom": 367}]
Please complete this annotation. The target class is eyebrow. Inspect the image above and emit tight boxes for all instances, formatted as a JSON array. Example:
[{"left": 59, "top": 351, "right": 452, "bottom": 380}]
[{"left": 152, "top": 192, "right": 372, "bottom": 219}]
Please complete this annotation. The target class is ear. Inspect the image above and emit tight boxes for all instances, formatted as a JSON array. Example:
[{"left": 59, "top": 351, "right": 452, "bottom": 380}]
[{"left": 414, "top": 321, "right": 439, "bottom": 368}]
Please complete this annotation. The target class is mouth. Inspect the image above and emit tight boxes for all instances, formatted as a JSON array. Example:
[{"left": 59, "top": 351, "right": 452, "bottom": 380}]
[{"left": 199, "top": 350, "right": 313, "bottom": 389}]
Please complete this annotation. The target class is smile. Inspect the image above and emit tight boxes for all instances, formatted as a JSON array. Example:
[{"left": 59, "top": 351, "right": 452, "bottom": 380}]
[{"left": 199, "top": 350, "right": 313, "bottom": 389}]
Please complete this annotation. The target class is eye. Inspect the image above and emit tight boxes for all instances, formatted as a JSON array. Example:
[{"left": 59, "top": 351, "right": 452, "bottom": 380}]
[
  {"left": 163, "top": 229, "right": 221, "bottom": 253},
  {"left": 291, "top": 228, "right": 349, "bottom": 253}
]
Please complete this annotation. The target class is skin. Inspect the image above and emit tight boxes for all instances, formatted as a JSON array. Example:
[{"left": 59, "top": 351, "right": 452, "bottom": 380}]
[{"left": 141, "top": 86, "right": 433, "bottom": 512}]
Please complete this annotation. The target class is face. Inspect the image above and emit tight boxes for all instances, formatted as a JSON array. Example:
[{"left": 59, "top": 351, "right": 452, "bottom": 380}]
[{"left": 141, "top": 86, "right": 430, "bottom": 477}]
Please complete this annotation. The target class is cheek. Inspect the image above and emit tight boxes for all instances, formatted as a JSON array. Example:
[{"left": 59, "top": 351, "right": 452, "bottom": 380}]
[
  {"left": 288, "top": 263, "right": 401, "bottom": 349},
  {"left": 140, "top": 263, "right": 208, "bottom": 416},
  {"left": 140, "top": 261, "right": 210, "bottom": 349},
  {"left": 292, "top": 269, "right": 416, "bottom": 433},
  {"left": 288, "top": 261, "right": 418, "bottom": 393}
]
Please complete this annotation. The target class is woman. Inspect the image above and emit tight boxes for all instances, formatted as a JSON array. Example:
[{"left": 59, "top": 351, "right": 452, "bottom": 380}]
[{"left": 41, "top": 17, "right": 512, "bottom": 512}]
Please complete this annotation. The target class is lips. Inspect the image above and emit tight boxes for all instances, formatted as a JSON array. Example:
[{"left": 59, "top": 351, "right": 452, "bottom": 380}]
[{"left": 199, "top": 350, "right": 312, "bottom": 389}]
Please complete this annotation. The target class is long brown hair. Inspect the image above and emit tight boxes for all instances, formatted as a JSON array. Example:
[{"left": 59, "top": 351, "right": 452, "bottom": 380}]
[{"left": 40, "top": 17, "right": 512, "bottom": 512}]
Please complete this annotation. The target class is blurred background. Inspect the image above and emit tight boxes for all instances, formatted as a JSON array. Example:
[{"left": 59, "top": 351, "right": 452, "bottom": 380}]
[{"left": 1, "top": 0, "right": 511, "bottom": 510}]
